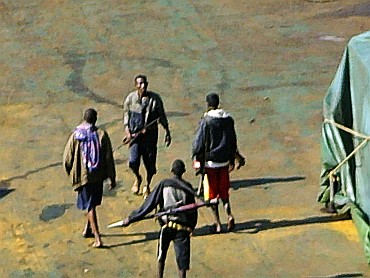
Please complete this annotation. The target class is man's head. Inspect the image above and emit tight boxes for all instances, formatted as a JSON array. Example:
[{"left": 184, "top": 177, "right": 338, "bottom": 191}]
[
  {"left": 206, "top": 92, "right": 220, "bottom": 109},
  {"left": 135, "top": 74, "right": 148, "bottom": 96},
  {"left": 171, "top": 159, "right": 186, "bottom": 176},
  {"left": 83, "top": 108, "right": 98, "bottom": 125}
]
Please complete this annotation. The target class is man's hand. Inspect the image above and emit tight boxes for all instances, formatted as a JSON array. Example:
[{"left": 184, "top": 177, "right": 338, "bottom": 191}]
[
  {"left": 122, "top": 218, "right": 130, "bottom": 227},
  {"left": 125, "top": 126, "right": 132, "bottom": 139},
  {"left": 229, "top": 163, "right": 235, "bottom": 172},
  {"left": 165, "top": 133, "right": 171, "bottom": 147},
  {"left": 109, "top": 180, "right": 117, "bottom": 191},
  {"left": 192, "top": 160, "right": 203, "bottom": 176},
  {"left": 235, "top": 152, "right": 246, "bottom": 170},
  {"left": 192, "top": 160, "right": 201, "bottom": 170}
]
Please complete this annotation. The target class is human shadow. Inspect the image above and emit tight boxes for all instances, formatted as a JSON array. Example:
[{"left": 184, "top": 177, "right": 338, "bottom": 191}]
[
  {"left": 0, "top": 188, "right": 15, "bottom": 200},
  {"left": 103, "top": 212, "right": 351, "bottom": 248},
  {"left": 0, "top": 162, "right": 62, "bottom": 187},
  {"left": 99, "top": 118, "right": 122, "bottom": 130},
  {"left": 231, "top": 175, "right": 305, "bottom": 190},
  {"left": 102, "top": 230, "right": 159, "bottom": 248},
  {"left": 231, "top": 213, "right": 351, "bottom": 234},
  {"left": 0, "top": 160, "right": 124, "bottom": 188}
]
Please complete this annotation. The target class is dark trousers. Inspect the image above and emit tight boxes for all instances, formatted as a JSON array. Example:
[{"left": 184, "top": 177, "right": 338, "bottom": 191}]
[{"left": 129, "top": 140, "right": 157, "bottom": 177}]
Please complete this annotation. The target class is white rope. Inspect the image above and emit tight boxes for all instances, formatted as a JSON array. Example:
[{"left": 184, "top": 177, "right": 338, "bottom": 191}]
[{"left": 324, "top": 119, "right": 370, "bottom": 202}]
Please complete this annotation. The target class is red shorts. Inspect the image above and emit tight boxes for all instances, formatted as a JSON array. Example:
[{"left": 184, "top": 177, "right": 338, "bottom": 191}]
[{"left": 205, "top": 166, "right": 230, "bottom": 200}]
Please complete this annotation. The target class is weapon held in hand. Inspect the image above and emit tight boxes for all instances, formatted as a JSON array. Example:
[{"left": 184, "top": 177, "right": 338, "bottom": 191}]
[
  {"left": 107, "top": 197, "right": 219, "bottom": 228},
  {"left": 119, "top": 117, "right": 160, "bottom": 149}
]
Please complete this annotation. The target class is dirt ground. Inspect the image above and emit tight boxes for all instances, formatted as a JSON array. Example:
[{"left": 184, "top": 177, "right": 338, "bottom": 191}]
[{"left": 1, "top": 0, "right": 370, "bottom": 277}]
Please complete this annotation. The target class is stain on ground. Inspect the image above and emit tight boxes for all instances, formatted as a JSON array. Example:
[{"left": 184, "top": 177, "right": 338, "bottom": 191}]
[{"left": 39, "top": 204, "right": 73, "bottom": 222}]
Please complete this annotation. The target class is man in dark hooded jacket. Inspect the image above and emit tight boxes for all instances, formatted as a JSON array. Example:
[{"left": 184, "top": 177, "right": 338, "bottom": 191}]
[
  {"left": 122, "top": 159, "right": 197, "bottom": 278},
  {"left": 192, "top": 92, "right": 239, "bottom": 233}
]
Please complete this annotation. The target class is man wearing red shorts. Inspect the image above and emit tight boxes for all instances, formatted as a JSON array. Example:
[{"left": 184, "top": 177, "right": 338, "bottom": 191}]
[{"left": 192, "top": 92, "right": 238, "bottom": 233}]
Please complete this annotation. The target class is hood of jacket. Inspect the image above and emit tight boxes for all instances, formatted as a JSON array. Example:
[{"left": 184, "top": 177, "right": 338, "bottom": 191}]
[{"left": 204, "top": 108, "right": 231, "bottom": 119}]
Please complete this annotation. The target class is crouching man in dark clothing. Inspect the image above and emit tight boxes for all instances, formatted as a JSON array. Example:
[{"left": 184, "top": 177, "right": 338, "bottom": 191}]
[{"left": 121, "top": 159, "right": 197, "bottom": 278}]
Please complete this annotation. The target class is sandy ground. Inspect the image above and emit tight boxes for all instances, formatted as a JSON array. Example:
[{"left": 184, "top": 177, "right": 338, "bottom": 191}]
[{"left": 1, "top": 0, "right": 370, "bottom": 277}]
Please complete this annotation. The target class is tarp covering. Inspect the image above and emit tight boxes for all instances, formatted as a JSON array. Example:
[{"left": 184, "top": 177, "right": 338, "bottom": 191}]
[{"left": 319, "top": 31, "right": 370, "bottom": 263}]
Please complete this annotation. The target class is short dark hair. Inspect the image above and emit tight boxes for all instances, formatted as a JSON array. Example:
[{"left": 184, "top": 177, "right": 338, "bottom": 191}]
[
  {"left": 171, "top": 159, "right": 186, "bottom": 175},
  {"left": 134, "top": 74, "right": 148, "bottom": 84},
  {"left": 83, "top": 108, "right": 98, "bottom": 124},
  {"left": 206, "top": 92, "right": 219, "bottom": 108}
]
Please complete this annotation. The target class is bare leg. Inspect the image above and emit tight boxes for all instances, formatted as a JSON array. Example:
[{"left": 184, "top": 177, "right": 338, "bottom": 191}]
[
  {"left": 87, "top": 207, "right": 102, "bottom": 247},
  {"left": 143, "top": 173, "right": 153, "bottom": 199},
  {"left": 211, "top": 205, "right": 222, "bottom": 233},
  {"left": 82, "top": 220, "right": 93, "bottom": 238},
  {"left": 178, "top": 269, "right": 186, "bottom": 278},
  {"left": 223, "top": 200, "right": 235, "bottom": 232},
  {"left": 146, "top": 173, "right": 153, "bottom": 188},
  {"left": 131, "top": 170, "right": 142, "bottom": 195},
  {"left": 157, "top": 261, "right": 165, "bottom": 278}
]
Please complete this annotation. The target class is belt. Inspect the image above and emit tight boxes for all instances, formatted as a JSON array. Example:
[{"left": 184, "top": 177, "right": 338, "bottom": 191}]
[{"left": 163, "top": 221, "right": 192, "bottom": 233}]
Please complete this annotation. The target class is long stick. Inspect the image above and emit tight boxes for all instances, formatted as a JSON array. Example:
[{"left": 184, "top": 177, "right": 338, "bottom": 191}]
[
  {"left": 107, "top": 198, "right": 218, "bottom": 228},
  {"left": 127, "top": 117, "right": 160, "bottom": 147},
  {"left": 114, "top": 117, "right": 160, "bottom": 152}
]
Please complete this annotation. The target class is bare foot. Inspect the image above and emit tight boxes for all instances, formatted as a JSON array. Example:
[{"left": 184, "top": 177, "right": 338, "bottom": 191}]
[
  {"left": 227, "top": 217, "right": 235, "bottom": 232},
  {"left": 131, "top": 175, "right": 142, "bottom": 195},
  {"left": 82, "top": 228, "right": 94, "bottom": 238},
  {"left": 211, "top": 223, "right": 222, "bottom": 234},
  {"left": 92, "top": 241, "right": 103, "bottom": 248}
]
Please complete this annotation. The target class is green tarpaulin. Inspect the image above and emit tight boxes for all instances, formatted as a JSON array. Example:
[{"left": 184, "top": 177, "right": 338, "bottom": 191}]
[{"left": 319, "top": 31, "right": 370, "bottom": 263}]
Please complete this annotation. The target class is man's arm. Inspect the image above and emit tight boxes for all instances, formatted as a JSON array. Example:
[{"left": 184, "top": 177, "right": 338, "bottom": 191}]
[
  {"left": 123, "top": 94, "right": 132, "bottom": 139},
  {"left": 102, "top": 131, "right": 116, "bottom": 190},
  {"left": 155, "top": 94, "right": 171, "bottom": 146},
  {"left": 62, "top": 133, "right": 75, "bottom": 175},
  {"left": 122, "top": 182, "right": 163, "bottom": 226},
  {"left": 192, "top": 119, "right": 207, "bottom": 161},
  {"left": 228, "top": 117, "right": 238, "bottom": 171}
]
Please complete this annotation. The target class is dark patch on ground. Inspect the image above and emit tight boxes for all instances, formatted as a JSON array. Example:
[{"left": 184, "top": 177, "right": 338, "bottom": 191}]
[
  {"left": 63, "top": 51, "right": 121, "bottom": 107},
  {"left": 166, "top": 111, "right": 190, "bottom": 117},
  {"left": 305, "top": 0, "right": 338, "bottom": 3},
  {"left": 319, "top": 3, "right": 370, "bottom": 18},
  {"left": 114, "top": 158, "right": 127, "bottom": 165},
  {"left": 240, "top": 80, "right": 319, "bottom": 93},
  {"left": 39, "top": 203, "right": 73, "bottom": 222}
]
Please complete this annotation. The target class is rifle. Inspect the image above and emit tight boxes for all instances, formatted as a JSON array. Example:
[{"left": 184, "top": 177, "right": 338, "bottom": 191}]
[
  {"left": 119, "top": 117, "right": 160, "bottom": 149},
  {"left": 107, "top": 198, "right": 219, "bottom": 228}
]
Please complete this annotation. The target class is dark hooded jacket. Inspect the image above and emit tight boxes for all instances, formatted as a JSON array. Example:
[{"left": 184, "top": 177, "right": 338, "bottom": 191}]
[{"left": 192, "top": 109, "right": 237, "bottom": 164}]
